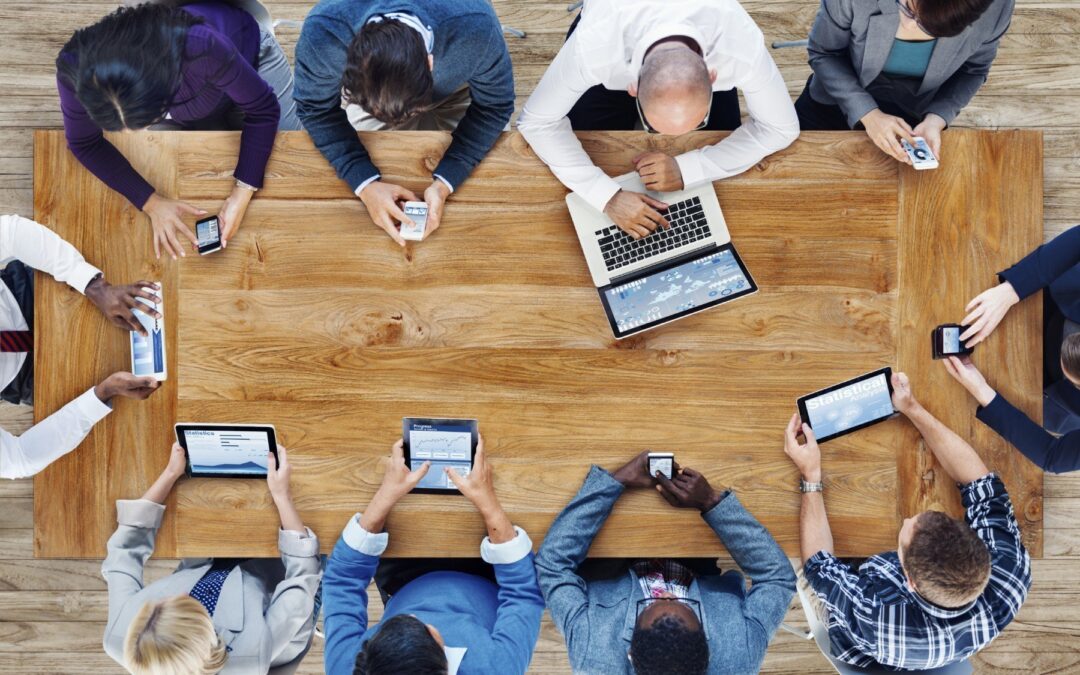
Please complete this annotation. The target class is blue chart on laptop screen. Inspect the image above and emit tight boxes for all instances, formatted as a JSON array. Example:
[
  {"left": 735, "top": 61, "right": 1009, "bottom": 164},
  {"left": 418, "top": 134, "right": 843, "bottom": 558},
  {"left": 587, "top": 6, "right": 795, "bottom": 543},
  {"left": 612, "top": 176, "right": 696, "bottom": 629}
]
[
  {"left": 805, "top": 373, "right": 894, "bottom": 439},
  {"left": 184, "top": 429, "right": 271, "bottom": 475},
  {"left": 407, "top": 422, "right": 472, "bottom": 490},
  {"left": 604, "top": 248, "right": 751, "bottom": 333}
]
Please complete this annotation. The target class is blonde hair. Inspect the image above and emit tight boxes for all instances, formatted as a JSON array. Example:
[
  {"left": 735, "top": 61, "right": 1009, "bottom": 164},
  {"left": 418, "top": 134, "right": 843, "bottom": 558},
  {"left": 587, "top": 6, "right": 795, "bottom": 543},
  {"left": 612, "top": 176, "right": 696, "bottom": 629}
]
[{"left": 124, "top": 595, "right": 228, "bottom": 675}]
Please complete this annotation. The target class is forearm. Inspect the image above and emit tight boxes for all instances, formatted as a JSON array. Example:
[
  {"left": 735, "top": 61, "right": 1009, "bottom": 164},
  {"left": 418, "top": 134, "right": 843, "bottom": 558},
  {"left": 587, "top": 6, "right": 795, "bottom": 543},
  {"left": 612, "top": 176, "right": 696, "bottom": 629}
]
[
  {"left": 359, "top": 489, "right": 397, "bottom": 533},
  {"left": 274, "top": 494, "right": 306, "bottom": 534},
  {"left": 0, "top": 388, "right": 111, "bottom": 480},
  {"left": 480, "top": 503, "right": 516, "bottom": 544},
  {"left": 800, "top": 491, "right": 833, "bottom": 564},
  {"left": 141, "top": 471, "right": 181, "bottom": 505},
  {"left": 978, "top": 393, "right": 1080, "bottom": 474},
  {"left": 905, "top": 403, "right": 990, "bottom": 483}
]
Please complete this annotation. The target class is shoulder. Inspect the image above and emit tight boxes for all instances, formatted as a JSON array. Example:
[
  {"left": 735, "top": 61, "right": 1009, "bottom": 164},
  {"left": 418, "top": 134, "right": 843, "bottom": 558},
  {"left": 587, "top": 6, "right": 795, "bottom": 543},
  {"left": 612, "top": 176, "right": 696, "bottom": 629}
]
[{"left": 183, "top": 23, "right": 238, "bottom": 61}]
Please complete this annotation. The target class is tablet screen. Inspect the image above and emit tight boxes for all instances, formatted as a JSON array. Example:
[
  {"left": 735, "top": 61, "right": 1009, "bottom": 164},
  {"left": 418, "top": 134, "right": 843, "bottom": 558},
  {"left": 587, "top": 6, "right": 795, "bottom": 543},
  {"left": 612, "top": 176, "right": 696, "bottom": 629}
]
[
  {"left": 181, "top": 427, "right": 273, "bottom": 476},
  {"left": 601, "top": 246, "right": 755, "bottom": 337},
  {"left": 405, "top": 419, "right": 474, "bottom": 490},
  {"left": 802, "top": 370, "right": 894, "bottom": 441}
]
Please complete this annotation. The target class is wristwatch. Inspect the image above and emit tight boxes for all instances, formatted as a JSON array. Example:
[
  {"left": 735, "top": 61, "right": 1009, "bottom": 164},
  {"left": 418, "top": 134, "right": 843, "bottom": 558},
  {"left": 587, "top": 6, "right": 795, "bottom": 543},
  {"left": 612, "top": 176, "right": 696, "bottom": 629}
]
[{"left": 799, "top": 478, "right": 824, "bottom": 493}]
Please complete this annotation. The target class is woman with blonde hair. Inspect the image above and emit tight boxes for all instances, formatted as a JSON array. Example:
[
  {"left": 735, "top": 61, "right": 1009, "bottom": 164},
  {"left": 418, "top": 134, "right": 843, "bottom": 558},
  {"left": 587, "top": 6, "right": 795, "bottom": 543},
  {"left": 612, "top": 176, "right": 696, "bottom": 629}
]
[{"left": 102, "top": 442, "right": 322, "bottom": 674}]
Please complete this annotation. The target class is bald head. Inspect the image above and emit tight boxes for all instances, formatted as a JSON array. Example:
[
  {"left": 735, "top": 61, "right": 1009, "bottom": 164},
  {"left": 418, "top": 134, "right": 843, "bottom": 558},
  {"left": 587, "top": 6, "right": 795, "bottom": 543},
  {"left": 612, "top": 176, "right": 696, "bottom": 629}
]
[{"left": 637, "top": 45, "right": 712, "bottom": 135}]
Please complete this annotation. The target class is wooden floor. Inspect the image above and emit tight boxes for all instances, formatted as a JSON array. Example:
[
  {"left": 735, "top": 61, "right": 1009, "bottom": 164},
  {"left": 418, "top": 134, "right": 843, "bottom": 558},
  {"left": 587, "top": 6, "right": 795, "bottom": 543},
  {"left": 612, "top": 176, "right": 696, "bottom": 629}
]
[{"left": 1, "top": 1, "right": 1078, "bottom": 673}]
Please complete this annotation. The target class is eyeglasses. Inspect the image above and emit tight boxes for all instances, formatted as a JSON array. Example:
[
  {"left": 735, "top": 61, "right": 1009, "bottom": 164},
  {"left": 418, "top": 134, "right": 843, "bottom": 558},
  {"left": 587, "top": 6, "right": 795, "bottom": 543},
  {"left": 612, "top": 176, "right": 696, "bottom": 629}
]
[
  {"left": 635, "top": 96, "right": 710, "bottom": 135},
  {"left": 634, "top": 597, "right": 703, "bottom": 624},
  {"left": 896, "top": 0, "right": 934, "bottom": 36}
]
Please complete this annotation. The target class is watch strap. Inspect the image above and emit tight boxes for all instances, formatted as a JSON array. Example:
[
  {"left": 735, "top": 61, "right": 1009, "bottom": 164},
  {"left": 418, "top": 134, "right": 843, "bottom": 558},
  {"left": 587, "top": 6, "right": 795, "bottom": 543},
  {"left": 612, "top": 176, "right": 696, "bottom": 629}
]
[{"left": 800, "top": 479, "right": 824, "bottom": 493}]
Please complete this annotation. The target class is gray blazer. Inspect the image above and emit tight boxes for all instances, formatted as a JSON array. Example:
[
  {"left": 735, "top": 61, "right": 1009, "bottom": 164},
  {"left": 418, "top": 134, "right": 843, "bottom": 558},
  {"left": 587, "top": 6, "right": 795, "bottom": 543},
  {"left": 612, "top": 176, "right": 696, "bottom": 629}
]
[
  {"left": 535, "top": 467, "right": 796, "bottom": 675},
  {"left": 807, "top": 0, "right": 1014, "bottom": 127},
  {"left": 101, "top": 499, "right": 323, "bottom": 674}
]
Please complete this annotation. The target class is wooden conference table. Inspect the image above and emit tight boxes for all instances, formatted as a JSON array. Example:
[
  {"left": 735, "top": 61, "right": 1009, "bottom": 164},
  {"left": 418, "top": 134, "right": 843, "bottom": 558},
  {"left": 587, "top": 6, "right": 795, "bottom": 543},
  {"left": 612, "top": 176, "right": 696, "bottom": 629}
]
[{"left": 33, "top": 129, "right": 1043, "bottom": 559}]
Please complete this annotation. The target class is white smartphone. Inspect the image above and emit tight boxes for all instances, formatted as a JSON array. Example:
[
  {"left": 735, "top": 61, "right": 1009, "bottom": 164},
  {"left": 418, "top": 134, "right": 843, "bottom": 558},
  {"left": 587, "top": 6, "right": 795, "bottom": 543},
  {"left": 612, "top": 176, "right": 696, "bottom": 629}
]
[
  {"left": 400, "top": 201, "right": 428, "bottom": 241},
  {"left": 901, "top": 137, "right": 939, "bottom": 170}
]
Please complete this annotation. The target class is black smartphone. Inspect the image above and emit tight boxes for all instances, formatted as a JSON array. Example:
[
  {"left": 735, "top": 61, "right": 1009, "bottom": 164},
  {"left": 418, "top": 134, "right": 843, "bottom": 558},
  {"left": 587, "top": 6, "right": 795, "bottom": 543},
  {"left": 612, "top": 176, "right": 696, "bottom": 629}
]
[
  {"left": 195, "top": 215, "right": 222, "bottom": 255},
  {"left": 647, "top": 452, "right": 674, "bottom": 480},
  {"left": 932, "top": 323, "right": 974, "bottom": 360}
]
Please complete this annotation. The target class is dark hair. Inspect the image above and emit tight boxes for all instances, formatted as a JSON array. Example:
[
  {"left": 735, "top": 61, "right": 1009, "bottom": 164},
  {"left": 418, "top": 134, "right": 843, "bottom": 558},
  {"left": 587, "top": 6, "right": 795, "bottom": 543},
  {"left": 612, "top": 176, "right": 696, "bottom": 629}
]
[
  {"left": 1061, "top": 333, "right": 1080, "bottom": 379},
  {"left": 914, "top": 0, "right": 996, "bottom": 37},
  {"left": 342, "top": 19, "right": 434, "bottom": 127},
  {"left": 56, "top": 3, "right": 207, "bottom": 131},
  {"left": 354, "top": 615, "right": 447, "bottom": 675},
  {"left": 629, "top": 614, "right": 709, "bottom": 675},
  {"left": 903, "top": 511, "right": 991, "bottom": 607}
]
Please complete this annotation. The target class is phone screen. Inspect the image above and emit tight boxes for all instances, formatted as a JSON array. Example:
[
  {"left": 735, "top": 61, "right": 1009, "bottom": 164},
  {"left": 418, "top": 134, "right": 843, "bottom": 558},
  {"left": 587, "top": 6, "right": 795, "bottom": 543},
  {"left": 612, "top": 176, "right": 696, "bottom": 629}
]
[
  {"left": 942, "top": 326, "right": 962, "bottom": 354},
  {"left": 196, "top": 217, "right": 221, "bottom": 252}
]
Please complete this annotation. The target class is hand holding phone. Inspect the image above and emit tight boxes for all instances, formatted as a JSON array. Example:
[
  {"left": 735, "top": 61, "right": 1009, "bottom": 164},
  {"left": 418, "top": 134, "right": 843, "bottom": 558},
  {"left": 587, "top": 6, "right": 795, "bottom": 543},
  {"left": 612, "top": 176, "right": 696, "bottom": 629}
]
[
  {"left": 647, "top": 452, "right": 675, "bottom": 480},
  {"left": 901, "top": 137, "right": 939, "bottom": 170},
  {"left": 195, "top": 215, "right": 222, "bottom": 255}
]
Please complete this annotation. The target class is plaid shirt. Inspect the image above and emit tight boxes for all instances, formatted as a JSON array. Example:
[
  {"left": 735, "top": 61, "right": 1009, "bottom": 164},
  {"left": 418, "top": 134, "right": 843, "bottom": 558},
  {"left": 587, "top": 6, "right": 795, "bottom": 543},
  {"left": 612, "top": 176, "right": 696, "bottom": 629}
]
[{"left": 803, "top": 474, "right": 1031, "bottom": 670}]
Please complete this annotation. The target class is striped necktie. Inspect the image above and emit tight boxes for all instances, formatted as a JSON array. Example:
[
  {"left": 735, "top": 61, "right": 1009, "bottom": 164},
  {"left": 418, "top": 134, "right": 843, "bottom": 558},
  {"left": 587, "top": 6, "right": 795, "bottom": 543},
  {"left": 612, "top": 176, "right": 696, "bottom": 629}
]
[{"left": 0, "top": 330, "right": 31, "bottom": 353}]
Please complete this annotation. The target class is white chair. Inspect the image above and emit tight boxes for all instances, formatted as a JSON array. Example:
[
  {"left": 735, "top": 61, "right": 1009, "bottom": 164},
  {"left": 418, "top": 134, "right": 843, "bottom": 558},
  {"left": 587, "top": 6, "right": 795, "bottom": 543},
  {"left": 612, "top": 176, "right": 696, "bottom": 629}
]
[
  {"left": 232, "top": 0, "right": 301, "bottom": 35},
  {"left": 795, "top": 579, "right": 974, "bottom": 675}
]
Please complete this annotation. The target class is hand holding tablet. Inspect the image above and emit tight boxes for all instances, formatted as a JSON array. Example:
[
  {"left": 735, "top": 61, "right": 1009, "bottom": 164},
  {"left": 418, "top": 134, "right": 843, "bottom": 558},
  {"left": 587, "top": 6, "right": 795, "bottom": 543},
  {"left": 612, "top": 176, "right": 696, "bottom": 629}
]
[
  {"left": 402, "top": 418, "right": 478, "bottom": 494},
  {"left": 797, "top": 368, "right": 896, "bottom": 442}
]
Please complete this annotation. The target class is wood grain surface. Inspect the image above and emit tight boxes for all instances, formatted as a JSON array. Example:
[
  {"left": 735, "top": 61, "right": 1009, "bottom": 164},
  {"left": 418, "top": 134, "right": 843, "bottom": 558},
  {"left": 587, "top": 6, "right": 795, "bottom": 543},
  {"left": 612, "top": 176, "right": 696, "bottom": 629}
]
[{"left": 33, "top": 128, "right": 1042, "bottom": 559}]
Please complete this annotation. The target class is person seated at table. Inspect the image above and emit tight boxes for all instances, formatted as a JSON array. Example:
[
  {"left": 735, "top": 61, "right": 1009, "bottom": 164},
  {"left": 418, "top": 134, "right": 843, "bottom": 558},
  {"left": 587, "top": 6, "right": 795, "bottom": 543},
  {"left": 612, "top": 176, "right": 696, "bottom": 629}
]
[
  {"left": 293, "top": 0, "right": 515, "bottom": 247},
  {"left": 103, "top": 443, "right": 321, "bottom": 674},
  {"left": 796, "top": 0, "right": 1013, "bottom": 164},
  {"left": 57, "top": 1, "right": 301, "bottom": 260},
  {"left": 322, "top": 437, "right": 543, "bottom": 675},
  {"left": 535, "top": 450, "right": 795, "bottom": 674},
  {"left": 517, "top": 0, "right": 798, "bottom": 240},
  {"left": 783, "top": 371, "right": 1030, "bottom": 669},
  {"left": 943, "top": 224, "right": 1080, "bottom": 473},
  {"left": 0, "top": 214, "right": 161, "bottom": 480}
]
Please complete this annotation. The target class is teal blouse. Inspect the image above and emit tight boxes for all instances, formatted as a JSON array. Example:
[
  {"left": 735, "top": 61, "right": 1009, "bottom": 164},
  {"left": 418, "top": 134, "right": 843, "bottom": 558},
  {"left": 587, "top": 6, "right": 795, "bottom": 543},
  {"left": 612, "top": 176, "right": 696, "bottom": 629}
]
[{"left": 882, "top": 38, "right": 937, "bottom": 78}]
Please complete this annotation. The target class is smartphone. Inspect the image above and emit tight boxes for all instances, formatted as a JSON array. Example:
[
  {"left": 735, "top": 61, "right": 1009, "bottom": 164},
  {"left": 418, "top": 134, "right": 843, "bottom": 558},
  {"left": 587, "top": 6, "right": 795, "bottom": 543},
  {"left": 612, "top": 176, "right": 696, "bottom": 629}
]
[
  {"left": 932, "top": 323, "right": 974, "bottom": 359},
  {"left": 400, "top": 201, "right": 428, "bottom": 241},
  {"left": 902, "top": 137, "right": 939, "bottom": 170},
  {"left": 647, "top": 452, "right": 674, "bottom": 480},
  {"left": 195, "top": 215, "right": 222, "bottom": 255}
]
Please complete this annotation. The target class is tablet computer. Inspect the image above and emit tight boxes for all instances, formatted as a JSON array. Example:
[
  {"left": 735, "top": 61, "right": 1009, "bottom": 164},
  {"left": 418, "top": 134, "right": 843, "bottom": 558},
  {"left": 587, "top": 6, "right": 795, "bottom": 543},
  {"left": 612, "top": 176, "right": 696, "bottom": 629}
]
[
  {"left": 797, "top": 368, "right": 895, "bottom": 443},
  {"left": 402, "top": 418, "right": 478, "bottom": 494},
  {"left": 174, "top": 423, "right": 278, "bottom": 478}
]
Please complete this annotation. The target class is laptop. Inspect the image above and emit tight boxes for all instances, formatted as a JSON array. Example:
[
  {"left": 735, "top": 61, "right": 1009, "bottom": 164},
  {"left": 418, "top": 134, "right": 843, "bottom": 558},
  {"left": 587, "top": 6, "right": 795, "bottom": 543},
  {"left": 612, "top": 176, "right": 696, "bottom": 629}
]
[{"left": 566, "top": 172, "right": 757, "bottom": 339}]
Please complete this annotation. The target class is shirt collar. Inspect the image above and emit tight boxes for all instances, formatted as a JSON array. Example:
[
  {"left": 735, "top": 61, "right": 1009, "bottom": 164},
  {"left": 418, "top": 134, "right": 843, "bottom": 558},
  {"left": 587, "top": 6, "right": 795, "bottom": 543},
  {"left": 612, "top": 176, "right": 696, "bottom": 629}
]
[
  {"left": 629, "top": 23, "right": 709, "bottom": 81},
  {"left": 367, "top": 12, "right": 434, "bottom": 54},
  {"left": 870, "top": 552, "right": 980, "bottom": 619},
  {"left": 909, "top": 588, "right": 979, "bottom": 619}
]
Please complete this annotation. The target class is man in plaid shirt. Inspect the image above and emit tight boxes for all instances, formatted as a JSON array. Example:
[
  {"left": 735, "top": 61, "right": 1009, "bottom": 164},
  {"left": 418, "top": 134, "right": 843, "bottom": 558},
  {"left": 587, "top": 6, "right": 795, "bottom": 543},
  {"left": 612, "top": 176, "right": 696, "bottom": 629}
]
[{"left": 783, "top": 372, "right": 1031, "bottom": 670}]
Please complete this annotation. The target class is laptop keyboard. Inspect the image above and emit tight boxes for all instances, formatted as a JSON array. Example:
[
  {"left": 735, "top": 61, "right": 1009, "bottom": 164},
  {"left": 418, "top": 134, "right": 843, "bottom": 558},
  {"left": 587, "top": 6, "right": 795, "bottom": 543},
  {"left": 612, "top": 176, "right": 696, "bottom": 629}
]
[{"left": 594, "top": 196, "right": 712, "bottom": 272}]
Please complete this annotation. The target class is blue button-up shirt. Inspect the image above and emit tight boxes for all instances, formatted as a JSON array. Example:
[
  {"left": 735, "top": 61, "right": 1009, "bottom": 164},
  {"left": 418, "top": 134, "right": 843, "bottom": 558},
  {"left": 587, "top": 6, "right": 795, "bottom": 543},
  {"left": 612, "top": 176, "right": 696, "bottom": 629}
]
[{"left": 803, "top": 474, "right": 1031, "bottom": 670}]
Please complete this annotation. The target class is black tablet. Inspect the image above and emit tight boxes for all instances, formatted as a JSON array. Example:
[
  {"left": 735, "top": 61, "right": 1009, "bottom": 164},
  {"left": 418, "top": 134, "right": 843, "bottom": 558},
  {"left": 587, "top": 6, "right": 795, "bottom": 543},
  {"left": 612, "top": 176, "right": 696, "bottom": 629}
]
[
  {"left": 796, "top": 368, "right": 895, "bottom": 443},
  {"left": 402, "top": 418, "right": 478, "bottom": 494},
  {"left": 174, "top": 423, "right": 278, "bottom": 478}
]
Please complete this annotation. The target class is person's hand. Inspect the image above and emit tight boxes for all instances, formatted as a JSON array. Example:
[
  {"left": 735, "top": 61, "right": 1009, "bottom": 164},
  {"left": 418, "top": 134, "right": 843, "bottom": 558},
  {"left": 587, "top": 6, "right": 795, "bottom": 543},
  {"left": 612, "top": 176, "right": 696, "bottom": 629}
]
[
  {"left": 913, "top": 114, "right": 947, "bottom": 159},
  {"left": 603, "top": 190, "right": 669, "bottom": 239},
  {"left": 266, "top": 445, "right": 293, "bottom": 501},
  {"left": 446, "top": 435, "right": 499, "bottom": 513},
  {"left": 611, "top": 450, "right": 659, "bottom": 489},
  {"left": 218, "top": 186, "right": 254, "bottom": 248},
  {"left": 943, "top": 356, "right": 997, "bottom": 407},
  {"left": 422, "top": 180, "right": 451, "bottom": 240},
  {"left": 373, "top": 439, "right": 430, "bottom": 504},
  {"left": 358, "top": 181, "right": 418, "bottom": 247},
  {"left": 890, "top": 371, "right": 920, "bottom": 416},
  {"left": 142, "top": 193, "right": 205, "bottom": 260},
  {"left": 94, "top": 372, "right": 160, "bottom": 403},
  {"left": 84, "top": 278, "right": 161, "bottom": 335},
  {"left": 634, "top": 152, "right": 684, "bottom": 192},
  {"left": 655, "top": 467, "right": 723, "bottom": 513},
  {"left": 784, "top": 412, "right": 822, "bottom": 483},
  {"left": 164, "top": 442, "right": 187, "bottom": 481},
  {"left": 860, "top": 109, "right": 916, "bottom": 164},
  {"left": 960, "top": 281, "right": 1020, "bottom": 348}
]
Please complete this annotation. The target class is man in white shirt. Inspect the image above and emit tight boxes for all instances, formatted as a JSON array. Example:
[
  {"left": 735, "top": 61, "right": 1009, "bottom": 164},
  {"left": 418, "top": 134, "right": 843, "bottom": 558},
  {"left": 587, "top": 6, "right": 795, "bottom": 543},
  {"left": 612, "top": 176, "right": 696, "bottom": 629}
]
[
  {"left": 518, "top": 0, "right": 800, "bottom": 239},
  {"left": 0, "top": 214, "right": 161, "bottom": 479}
]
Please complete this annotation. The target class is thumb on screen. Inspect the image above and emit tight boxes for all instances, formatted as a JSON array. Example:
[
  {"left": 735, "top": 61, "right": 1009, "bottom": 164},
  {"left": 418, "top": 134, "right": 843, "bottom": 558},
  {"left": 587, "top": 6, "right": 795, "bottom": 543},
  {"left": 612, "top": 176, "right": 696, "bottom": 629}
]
[{"left": 412, "top": 460, "right": 431, "bottom": 483}]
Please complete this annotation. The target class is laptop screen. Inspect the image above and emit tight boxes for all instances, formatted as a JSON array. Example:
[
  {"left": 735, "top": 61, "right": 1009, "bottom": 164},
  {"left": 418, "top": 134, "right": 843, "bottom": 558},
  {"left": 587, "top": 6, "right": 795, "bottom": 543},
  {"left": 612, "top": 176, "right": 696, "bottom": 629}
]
[{"left": 598, "top": 244, "right": 756, "bottom": 338}]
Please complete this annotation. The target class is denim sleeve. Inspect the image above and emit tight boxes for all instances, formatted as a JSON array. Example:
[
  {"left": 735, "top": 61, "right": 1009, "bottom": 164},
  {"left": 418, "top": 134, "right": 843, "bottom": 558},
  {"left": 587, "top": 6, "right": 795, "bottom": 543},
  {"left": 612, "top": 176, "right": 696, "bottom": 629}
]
[
  {"left": 534, "top": 466, "right": 623, "bottom": 669},
  {"left": 294, "top": 14, "right": 379, "bottom": 191},
  {"left": 701, "top": 492, "right": 795, "bottom": 658},
  {"left": 431, "top": 13, "right": 515, "bottom": 189}
]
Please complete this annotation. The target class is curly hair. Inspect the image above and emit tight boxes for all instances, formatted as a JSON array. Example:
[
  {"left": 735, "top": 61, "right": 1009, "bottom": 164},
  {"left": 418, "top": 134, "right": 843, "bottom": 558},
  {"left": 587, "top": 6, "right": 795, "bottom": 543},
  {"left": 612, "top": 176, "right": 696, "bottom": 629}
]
[
  {"left": 629, "top": 614, "right": 709, "bottom": 675},
  {"left": 354, "top": 614, "right": 448, "bottom": 675},
  {"left": 342, "top": 19, "right": 434, "bottom": 127}
]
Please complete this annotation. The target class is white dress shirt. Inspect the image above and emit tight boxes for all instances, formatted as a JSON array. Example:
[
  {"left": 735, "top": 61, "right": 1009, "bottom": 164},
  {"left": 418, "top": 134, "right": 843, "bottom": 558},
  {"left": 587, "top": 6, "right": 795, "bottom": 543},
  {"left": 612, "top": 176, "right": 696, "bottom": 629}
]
[
  {"left": 517, "top": 0, "right": 800, "bottom": 212},
  {"left": 0, "top": 214, "right": 109, "bottom": 480}
]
